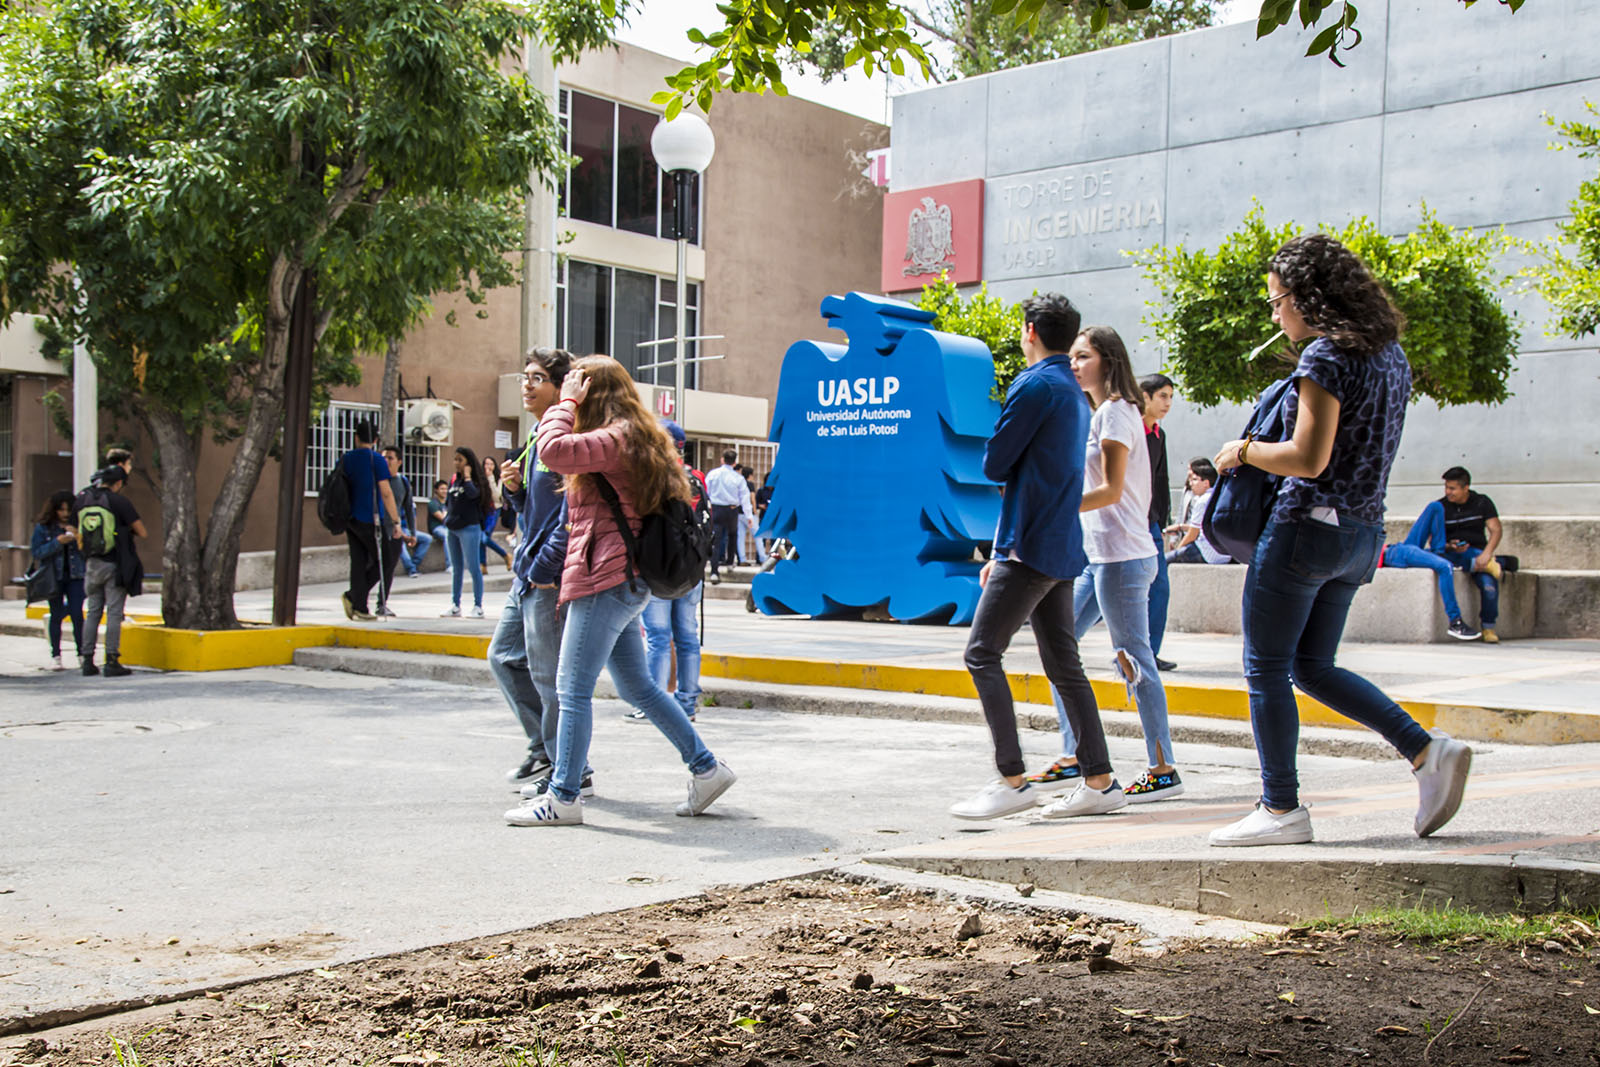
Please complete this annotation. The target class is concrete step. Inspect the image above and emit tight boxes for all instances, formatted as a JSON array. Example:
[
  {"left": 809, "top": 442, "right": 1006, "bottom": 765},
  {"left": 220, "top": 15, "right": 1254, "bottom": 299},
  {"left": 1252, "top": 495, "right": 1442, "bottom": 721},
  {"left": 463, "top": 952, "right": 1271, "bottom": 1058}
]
[
  {"left": 288, "top": 645, "right": 1397, "bottom": 760},
  {"left": 1383, "top": 515, "right": 1600, "bottom": 572},
  {"left": 1532, "top": 570, "right": 1600, "bottom": 640}
]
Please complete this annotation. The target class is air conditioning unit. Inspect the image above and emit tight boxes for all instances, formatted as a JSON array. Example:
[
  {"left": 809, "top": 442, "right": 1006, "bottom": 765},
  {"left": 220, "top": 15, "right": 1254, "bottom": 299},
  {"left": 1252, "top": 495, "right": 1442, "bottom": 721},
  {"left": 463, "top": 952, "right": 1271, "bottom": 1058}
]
[{"left": 403, "top": 399, "right": 455, "bottom": 446}]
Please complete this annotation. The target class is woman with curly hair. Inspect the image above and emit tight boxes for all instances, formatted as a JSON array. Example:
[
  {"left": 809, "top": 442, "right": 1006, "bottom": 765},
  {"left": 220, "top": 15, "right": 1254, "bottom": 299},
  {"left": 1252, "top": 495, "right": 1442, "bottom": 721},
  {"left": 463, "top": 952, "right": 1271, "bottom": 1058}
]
[
  {"left": 505, "top": 356, "right": 735, "bottom": 827},
  {"left": 1208, "top": 234, "right": 1471, "bottom": 847},
  {"left": 31, "top": 490, "right": 86, "bottom": 670}
]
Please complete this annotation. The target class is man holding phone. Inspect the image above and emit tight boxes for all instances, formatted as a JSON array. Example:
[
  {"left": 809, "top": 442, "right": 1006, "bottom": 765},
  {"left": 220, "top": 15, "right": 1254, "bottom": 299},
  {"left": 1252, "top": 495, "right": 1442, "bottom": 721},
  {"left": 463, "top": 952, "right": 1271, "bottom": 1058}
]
[{"left": 1381, "top": 466, "right": 1504, "bottom": 642}]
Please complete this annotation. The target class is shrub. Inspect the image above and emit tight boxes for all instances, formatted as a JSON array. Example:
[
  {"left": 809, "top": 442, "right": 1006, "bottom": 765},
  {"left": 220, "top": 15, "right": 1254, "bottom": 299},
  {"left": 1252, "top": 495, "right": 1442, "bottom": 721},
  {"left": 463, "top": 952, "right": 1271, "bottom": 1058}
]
[{"left": 914, "top": 276, "right": 1026, "bottom": 397}]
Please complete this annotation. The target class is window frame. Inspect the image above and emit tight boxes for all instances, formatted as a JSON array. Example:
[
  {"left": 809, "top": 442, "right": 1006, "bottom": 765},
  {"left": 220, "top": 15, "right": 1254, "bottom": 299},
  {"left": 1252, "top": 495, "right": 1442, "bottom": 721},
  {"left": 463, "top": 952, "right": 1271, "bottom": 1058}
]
[
  {"left": 303, "top": 400, "right": 438, "bottom": 502},
  {"left": 557, "top": 88, "right": 703, "bottom": 244}
]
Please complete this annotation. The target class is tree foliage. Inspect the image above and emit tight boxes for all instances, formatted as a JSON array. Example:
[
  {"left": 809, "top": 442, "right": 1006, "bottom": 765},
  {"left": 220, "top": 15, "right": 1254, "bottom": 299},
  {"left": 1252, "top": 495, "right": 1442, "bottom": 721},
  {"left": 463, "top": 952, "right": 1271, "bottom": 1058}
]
[
  {"left": 1529, "top": 101, "right": 1600, "bottom": 339},
  {"left": 0, "top": 0, "right": 613, "bottom": 629},
  {"left": 915, "top": 277, "right": 1027, "bottom": 397},
  {"left": 1133, "top": 205, "right": 1521, "bottom": 409},
  {"left": 791, "top": 0, "right": 1218, "bottom": 84},
  {"left": 658, "top": 0, "right": 1526, "bottom": 111}
]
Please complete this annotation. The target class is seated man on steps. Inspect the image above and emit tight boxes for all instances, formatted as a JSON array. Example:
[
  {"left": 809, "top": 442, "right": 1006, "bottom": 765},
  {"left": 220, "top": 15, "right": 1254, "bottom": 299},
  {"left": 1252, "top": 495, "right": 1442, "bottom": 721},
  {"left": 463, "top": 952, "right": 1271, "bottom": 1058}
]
[{"left": 1381, "top": 465, "right": 1504, "bottom": 643}]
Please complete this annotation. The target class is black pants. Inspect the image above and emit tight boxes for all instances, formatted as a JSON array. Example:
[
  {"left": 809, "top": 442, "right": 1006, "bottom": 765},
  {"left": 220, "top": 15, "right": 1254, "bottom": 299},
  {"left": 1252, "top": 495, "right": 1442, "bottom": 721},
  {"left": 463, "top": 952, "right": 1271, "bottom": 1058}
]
[
  {"left": 963, "top": 559, "right": 1109, "bottom": 779},
  {"left": 379, "top": 531, "right": 403, "bottom": 604},
  {"left": 346, "top": 525, "right": 384, "bottom": 613},
  {"left": 710, "top": 505, "right": 741, "bottom": 572}
]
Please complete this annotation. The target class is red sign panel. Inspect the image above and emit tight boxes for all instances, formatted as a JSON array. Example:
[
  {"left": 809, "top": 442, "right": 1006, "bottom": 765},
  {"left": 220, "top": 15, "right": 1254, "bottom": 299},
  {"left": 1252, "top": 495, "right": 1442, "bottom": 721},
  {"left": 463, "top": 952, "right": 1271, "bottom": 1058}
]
[{"left": 881, "top": 179, "right": 984, "bottom": 293}]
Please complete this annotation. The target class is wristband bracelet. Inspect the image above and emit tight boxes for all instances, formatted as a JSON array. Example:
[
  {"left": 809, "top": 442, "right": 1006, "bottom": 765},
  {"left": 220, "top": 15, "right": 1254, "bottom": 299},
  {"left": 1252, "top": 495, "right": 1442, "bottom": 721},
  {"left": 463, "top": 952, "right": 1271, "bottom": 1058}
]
[{"left": 1239, "top": 438, "right": 1252, "bottom": 467}]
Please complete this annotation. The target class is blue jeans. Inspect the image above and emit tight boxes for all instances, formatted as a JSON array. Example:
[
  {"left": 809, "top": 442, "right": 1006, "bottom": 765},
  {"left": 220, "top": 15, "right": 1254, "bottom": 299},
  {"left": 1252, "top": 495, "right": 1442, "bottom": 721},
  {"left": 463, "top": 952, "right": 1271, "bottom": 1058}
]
[
  {"left": 488, "top": 584, "right": 564, "bottom": 763},
  {"left": 1383, "top": 500, "right": 1497, "bottom": 625},
  {"left": 48, "top": 577, "right": 86, "bottom": 658},
  {"left": 1244, "top": 519, "right": 1433, "bottom": 810},
  {"left": 400, "top": 529, "right": 434, "bottom": 574},
  {"left": 1052, "top": 554, "right": 1174, "bottom": 768},
  {"left": 644, "top": 585, "right": 702, "bottom": 717},
  {"left": 1147, "top": 521, "right": 1170, "bottom": 657},
  {"left": 445, "top": 524, "right": 484, "bottom": 609},
  {"left": 551, "top": 581, "right": 717, "bottom": 803}
]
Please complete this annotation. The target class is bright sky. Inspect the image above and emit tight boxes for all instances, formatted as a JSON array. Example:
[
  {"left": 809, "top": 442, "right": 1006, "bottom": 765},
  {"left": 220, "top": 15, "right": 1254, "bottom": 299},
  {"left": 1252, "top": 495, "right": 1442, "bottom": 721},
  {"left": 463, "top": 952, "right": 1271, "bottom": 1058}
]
[{"left": 615, "top": 0, "right": 1259, "bottom": 124}]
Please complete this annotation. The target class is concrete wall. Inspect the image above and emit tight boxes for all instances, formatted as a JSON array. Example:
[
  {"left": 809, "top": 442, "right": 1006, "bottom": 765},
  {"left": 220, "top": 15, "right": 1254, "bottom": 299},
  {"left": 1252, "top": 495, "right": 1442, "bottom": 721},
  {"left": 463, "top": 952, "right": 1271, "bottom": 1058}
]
[
  {"left": 700, "top": 93, "right": 888, "bottom": 405},
  {"left": 890, "top": 0, "right": 1600, "bottom": 517}
]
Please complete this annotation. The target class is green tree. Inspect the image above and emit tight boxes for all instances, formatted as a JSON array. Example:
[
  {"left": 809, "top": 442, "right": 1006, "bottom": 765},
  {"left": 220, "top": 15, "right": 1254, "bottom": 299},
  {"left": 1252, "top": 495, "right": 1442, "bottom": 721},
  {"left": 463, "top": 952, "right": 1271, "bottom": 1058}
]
[
  {"left": 0, "top": 0, "right": 612, "bottom": 629},
  {"left": 915, "top": 277, "right": 1028, "bottom": 396},
  {"left": 1133, "top": 205, "right": 1521, "bottom": 408},
  {"left": 656, "top": 0, "right": 1527, "bottom": 112},
  {"left": 1530, "top": 102, "right": 1600, "bottom": 339},
  {"left": 791, "top": 0, "right": 1218, "bottom": 84}
]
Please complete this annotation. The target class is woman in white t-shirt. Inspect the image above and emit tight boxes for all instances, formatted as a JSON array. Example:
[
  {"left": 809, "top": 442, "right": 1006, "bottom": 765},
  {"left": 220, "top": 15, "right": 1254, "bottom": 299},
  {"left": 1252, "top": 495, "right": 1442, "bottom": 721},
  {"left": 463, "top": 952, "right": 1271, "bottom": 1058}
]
[{"left": 1035, "top": 326, "right": 1182, "bottom": 816}]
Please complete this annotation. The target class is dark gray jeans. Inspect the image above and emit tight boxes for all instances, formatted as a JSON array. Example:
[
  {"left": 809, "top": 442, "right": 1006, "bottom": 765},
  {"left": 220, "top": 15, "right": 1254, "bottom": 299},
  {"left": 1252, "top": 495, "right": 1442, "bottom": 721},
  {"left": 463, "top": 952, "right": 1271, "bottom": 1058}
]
[
  {"left": 963, "top": 559, "right": 1109, "bottom": 779},
  {"left": 83, "top": 557, "right": 126, "bottom": 661}
]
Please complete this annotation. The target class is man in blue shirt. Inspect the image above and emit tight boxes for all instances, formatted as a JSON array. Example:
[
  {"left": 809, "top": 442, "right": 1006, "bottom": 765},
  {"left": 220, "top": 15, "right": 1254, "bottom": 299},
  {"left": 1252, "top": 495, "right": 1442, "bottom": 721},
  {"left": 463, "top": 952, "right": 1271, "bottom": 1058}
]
[
  {"left": 951, "top": 293, "right": 1116, "bottom": 821},
  {"left": 340, "top": 420, "right": 403, "bottom": 622}
]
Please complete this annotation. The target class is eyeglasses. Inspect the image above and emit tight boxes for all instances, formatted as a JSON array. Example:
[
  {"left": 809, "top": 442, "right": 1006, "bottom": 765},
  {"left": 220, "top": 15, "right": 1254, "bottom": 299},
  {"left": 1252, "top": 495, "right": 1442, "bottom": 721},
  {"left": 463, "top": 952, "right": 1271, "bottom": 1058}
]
[
  {"left": 1266, "top": 291, "right": 1293, "bottom": 307},
  {"left": 518, "top": 372, "right": 550, "bottom": 386}
]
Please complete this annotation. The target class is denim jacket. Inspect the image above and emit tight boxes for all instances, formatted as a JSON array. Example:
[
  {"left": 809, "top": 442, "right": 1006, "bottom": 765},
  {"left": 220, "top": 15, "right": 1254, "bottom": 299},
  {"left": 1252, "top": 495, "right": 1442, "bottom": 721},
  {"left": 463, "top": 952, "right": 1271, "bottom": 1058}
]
[{"left": 31, "top": 522, "right": 86, "bottom": 583}]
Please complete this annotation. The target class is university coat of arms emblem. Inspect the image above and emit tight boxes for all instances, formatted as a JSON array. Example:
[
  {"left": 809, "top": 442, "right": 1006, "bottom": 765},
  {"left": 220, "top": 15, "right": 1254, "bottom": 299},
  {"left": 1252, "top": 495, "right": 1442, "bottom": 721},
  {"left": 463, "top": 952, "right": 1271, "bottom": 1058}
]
[{"left": 903, "top": 196, "right": 955, "bottom": 277}]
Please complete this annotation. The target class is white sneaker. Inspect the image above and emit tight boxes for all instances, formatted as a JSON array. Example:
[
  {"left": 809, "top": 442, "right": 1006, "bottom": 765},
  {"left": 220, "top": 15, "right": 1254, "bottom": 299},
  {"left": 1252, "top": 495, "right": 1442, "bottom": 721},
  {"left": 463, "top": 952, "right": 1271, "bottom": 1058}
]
[
  {"left": 470, "top": 605, "right": 485, "bottom": 618},
  {"left": 949, "top": 779, "right": 1037, "bottom": 820},
  {"left": 1039, "top": 780, "right": 1128, "bottom": 819},
  {"left": 440, "top": 605, "right": 461, "bottom": 617},
  {"left": 505, "top": 793, "right": 582, "bottom": 827},
  {"left": 50, "top": 655, "right": 65, "bottom": 671},
  {"left": 677, "top": 760, "right": 737, "bottom": 816},
  {"left": 1209, "top": 803, "right": 1313, "bottom": 846},
  {"left": 1414, "top": 730, "right": 1472, "bottom": 837}
]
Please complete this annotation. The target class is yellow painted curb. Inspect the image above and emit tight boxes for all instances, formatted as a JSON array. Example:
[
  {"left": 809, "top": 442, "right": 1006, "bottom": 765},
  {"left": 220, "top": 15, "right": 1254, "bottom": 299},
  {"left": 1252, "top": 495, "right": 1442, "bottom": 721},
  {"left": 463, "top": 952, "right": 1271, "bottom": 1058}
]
[
  {"left": 328, "top": 627, "right": 491, "bottom": 660},
  {"left": 118, "top": 625, "right": 338, "bottom": 671}
]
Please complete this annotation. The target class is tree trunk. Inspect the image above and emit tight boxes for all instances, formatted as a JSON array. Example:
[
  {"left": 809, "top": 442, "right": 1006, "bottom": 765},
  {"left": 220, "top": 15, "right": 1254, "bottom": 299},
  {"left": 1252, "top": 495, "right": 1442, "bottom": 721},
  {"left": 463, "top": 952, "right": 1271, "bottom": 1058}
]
[
  {"left": 379, "top": 337, "right": 401, "bottom": 450},
  {"left": 143, "top": 405, "right": 218, "bottom": 629}
]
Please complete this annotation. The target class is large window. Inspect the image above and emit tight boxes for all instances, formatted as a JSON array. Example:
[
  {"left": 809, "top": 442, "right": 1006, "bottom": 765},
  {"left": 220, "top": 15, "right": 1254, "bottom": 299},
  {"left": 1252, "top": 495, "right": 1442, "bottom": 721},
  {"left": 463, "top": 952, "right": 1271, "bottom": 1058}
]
[
  {"left": 559, "top": 89, "right": 701, "bottom": 243},
  {"left": 555, "top": 260, "right": 699, "bottom": 388},
  {"left": 303, "top": 402, "right": 438, "bottom": 502}
]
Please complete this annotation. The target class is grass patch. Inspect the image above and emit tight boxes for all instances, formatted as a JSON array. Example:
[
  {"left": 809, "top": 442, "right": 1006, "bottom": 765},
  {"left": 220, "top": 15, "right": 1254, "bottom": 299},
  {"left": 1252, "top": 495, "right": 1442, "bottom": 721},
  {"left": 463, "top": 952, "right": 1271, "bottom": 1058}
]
[{"left": 1307, "top": 905, "right": 1600, "bottom": 946}]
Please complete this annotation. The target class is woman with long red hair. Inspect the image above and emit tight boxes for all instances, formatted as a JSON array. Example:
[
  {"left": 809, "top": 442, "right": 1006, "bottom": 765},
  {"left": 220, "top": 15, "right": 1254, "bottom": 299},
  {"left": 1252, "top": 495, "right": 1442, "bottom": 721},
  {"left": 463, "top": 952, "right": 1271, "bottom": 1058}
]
[{"left": 505, "top": 356, "right": 735, "bottom": 827}]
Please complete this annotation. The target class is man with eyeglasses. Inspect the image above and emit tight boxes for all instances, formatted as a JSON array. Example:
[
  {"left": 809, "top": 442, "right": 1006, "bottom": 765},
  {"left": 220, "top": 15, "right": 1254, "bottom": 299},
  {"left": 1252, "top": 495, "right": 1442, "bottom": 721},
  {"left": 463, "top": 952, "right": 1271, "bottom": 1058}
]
[{"left": 490, "top": 347, "right": 589, "bottom": 798}]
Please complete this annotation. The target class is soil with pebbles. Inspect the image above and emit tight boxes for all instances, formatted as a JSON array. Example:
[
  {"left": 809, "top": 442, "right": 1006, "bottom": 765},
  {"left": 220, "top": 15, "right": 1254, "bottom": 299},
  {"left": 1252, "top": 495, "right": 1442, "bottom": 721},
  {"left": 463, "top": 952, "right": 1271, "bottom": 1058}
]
[{"left": 7, "top": 874, "right": 1599, "bottom": 1067}]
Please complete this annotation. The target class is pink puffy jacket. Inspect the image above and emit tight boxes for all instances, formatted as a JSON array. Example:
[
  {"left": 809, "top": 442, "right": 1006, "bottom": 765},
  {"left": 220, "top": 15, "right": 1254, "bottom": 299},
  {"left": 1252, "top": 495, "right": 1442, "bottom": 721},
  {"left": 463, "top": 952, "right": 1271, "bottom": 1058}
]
[{"left": 535, "top": 401, "right": 643, "bottom": 605}]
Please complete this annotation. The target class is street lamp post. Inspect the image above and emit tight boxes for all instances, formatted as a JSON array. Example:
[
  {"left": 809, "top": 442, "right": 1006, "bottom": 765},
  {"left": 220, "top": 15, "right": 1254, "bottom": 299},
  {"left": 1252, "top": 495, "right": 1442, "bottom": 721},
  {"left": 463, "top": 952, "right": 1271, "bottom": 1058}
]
[{"left": 649, "top": 113, "right": 715, "bottom": 422}]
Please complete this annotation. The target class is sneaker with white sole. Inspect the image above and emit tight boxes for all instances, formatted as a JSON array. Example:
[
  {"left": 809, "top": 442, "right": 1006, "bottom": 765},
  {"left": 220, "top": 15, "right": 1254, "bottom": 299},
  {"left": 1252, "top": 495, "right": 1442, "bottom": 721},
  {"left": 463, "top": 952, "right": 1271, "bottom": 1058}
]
[
  {"left": 504, "top": 793, "right": 582, "bottom": 826},
  {"left": 440, "top": 605, "right": 461, "bottom": 617},
  {"left": 520, "top": 773, "right": 594, "bottom": 799},
  {"left": 1124, "top": 768, "right": 1185, "bottom": 804},
  {"left": 50, "top": 654, "right": 65, "bottom": 671},
  {"left": 1039, "top": 780, "right": 1128, "bottom": 819},
  {"left": 506, "top": 756, "right": 552, "bottom": 789},
  {"left": 1446, "top": 617, "right": 1480, "bottom": 640},
  {"left": 1414, "top": 730, "right": 1472, "bottom": 837},
  {"left": 470, "top": 605, "right": 485, "bottom": 618},
  {"left": 677, "top": 760, "right": 737, "bottom": 816},
  {"left": 1024, "top": 758, "right": 1083, "bottom": 793},
  {"left": 949, "top": 779, "right": 1037, "bottom": 820},
  {"left": 1208, "top": 803, "right": 1313, "bottom": 846}
]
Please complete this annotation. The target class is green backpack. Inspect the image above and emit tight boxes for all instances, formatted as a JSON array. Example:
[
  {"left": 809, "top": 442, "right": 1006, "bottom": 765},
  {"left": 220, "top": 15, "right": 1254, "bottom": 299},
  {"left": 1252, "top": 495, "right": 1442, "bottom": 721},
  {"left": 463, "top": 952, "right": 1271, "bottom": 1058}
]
[{"left": 75, "top": 487, "right": 118, "bottom": 558}]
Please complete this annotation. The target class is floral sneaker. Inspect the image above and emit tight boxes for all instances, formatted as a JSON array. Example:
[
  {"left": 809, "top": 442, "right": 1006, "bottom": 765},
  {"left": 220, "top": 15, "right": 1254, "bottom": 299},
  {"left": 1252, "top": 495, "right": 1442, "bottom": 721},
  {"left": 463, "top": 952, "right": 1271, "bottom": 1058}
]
[
  {"left": 1124, "top": 768, "right": 1185, "bottom": 804},
  {"left": 1024, "top": 758, "right": 1084, "bottom": 793}
]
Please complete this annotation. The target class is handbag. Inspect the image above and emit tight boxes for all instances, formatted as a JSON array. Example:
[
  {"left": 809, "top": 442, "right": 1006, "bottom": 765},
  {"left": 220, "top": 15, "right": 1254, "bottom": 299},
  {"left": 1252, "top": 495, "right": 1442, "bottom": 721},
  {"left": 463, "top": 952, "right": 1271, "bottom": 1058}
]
[
  {"left": 24, "top": 558, "right": 61, "bottom": 604},
  {"left": 1202, "top": 376, "right": 1296, "bottom": 564}
]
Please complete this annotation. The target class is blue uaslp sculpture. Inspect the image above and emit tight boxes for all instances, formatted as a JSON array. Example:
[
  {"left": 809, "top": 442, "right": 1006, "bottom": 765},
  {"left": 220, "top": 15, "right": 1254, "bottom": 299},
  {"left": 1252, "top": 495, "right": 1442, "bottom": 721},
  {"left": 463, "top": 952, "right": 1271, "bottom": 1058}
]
[{"left": 753, "top": 292, "right": 1001, "bottom": 624}]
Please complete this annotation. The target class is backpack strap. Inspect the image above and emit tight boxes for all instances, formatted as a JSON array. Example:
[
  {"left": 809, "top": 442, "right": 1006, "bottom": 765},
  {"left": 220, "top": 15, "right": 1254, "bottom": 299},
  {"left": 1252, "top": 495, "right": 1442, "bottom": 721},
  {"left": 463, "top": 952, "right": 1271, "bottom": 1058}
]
[{"left": 591, "top": 473, "right": 642, "bottom": 593}]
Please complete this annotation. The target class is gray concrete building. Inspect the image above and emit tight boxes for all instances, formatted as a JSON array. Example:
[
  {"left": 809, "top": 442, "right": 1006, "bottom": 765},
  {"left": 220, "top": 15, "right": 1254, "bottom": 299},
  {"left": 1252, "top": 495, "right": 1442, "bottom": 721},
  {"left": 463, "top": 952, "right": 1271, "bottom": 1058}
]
[{"left": 887, "top": 0, "right": 1600, "bottom": 517}]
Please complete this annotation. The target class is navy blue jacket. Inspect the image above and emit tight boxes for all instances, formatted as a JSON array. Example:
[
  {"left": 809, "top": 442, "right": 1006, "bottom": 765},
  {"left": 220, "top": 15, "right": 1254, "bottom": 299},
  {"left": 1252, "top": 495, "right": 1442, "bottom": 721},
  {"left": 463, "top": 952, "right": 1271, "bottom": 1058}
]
[
  {"left": 504, "top": 432, "right": 569, "bottom": 591},
  {"left": 984, "top": 354, "right": 1090, "bottom": 581},
  {"left": 31, "top": 522, "right": 86, "bottom": 584}
]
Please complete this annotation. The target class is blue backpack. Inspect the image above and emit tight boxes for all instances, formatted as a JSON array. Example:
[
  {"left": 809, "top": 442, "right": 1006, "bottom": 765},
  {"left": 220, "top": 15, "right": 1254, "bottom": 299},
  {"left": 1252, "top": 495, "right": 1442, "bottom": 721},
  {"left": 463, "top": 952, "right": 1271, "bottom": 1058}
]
[{"left": 1202, "top": 376, "right": 1295, "bottom": 565}]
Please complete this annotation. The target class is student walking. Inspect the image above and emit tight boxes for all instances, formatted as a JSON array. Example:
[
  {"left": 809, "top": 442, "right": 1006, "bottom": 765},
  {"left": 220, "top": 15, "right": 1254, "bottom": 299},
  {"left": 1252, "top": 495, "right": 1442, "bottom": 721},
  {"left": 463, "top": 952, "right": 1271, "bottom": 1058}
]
[
  {"left": 1032, "top": 326, "right": 1182, "bottom": 808},
  {"left": 1140, "top": 373, "right": 1178, "bottom": 671},
  {"left": 441, "top": 446, "right": 490, "bottom": 618},
  {"left": 338, "top": 421, "right": 404, "bottom": 622},
  {"left": 30, "top": 491, "right": 86, "bottom": 670},
  {"left": 479, "top": 456, "right": 513, "bottom": 572},
  {"left": 1209, "top": 234, "right": 1471, "bottom": 846},
  {"left": 636, "top": 419, "right": 704, "bottom": 724},
  {"left": 949, "top": 294, "right": 1115, "bottom": 822},
  {"left": 506, "top": 355, "right": 734, "bottom": 827},
  {"left": 489, "top": 347, "right": 577, "bottom": 793}
]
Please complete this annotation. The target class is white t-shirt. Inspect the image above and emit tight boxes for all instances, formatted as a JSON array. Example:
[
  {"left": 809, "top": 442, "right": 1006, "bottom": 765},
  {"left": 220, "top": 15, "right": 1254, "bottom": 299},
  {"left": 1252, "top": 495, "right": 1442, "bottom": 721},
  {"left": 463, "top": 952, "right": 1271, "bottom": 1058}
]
[
  {"left": 1188, "top": 488, "right": 1233, "bottom": 564},
  {"left": 1083, "top": 398, "right": 1156, "bottom": 564}
]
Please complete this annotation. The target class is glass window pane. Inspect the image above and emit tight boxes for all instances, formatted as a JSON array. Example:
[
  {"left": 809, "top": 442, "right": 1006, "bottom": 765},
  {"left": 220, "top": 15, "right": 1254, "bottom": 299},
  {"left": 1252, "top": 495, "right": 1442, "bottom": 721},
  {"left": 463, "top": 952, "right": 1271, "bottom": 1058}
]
[
  {"left": 614, "top": 268, "right": 657, "bottom": 382},
  {"left": 616, "top": 105, "right": 659, "bottom": 236},
  {"left": 567, "top": 261, "right": 609, "bottom": 358},
  {"left": 568, "top": 92, "right": 614, "bottom": 226},
  {"left": 686, "top": 307, "right": 699, "bottom": 390},
  {"left": 659, "top": 170, "right": 701, "bottom": 243}
]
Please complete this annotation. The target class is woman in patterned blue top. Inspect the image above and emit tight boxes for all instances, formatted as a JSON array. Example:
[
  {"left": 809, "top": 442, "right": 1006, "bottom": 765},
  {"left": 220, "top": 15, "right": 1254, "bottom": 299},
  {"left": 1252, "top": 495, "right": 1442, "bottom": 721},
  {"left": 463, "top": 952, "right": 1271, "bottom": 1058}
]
[{"left": 1207, "top": 234, "right": 1473, "bottom": 847}]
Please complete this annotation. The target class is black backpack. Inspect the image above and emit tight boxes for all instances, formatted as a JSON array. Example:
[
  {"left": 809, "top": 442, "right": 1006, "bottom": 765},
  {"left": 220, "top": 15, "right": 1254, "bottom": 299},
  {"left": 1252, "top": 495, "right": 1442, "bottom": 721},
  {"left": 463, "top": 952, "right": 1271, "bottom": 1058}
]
[
  {"left": 317, "top": 462, "right": 353, "bottom": 535},
  {"left": 593, "top": 473, "right": 712, "bottom": 600}
]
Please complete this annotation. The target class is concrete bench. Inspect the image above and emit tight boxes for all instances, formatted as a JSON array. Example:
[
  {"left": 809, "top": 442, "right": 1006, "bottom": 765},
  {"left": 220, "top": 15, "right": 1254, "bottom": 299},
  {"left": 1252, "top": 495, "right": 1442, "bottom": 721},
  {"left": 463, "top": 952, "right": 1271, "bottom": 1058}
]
[
  {"left": 1165, "top": 563, "right": 1536, "bottom": 643},
  {"left": 1382, "top": 516, "right": 1600, "bottom": 572}
]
